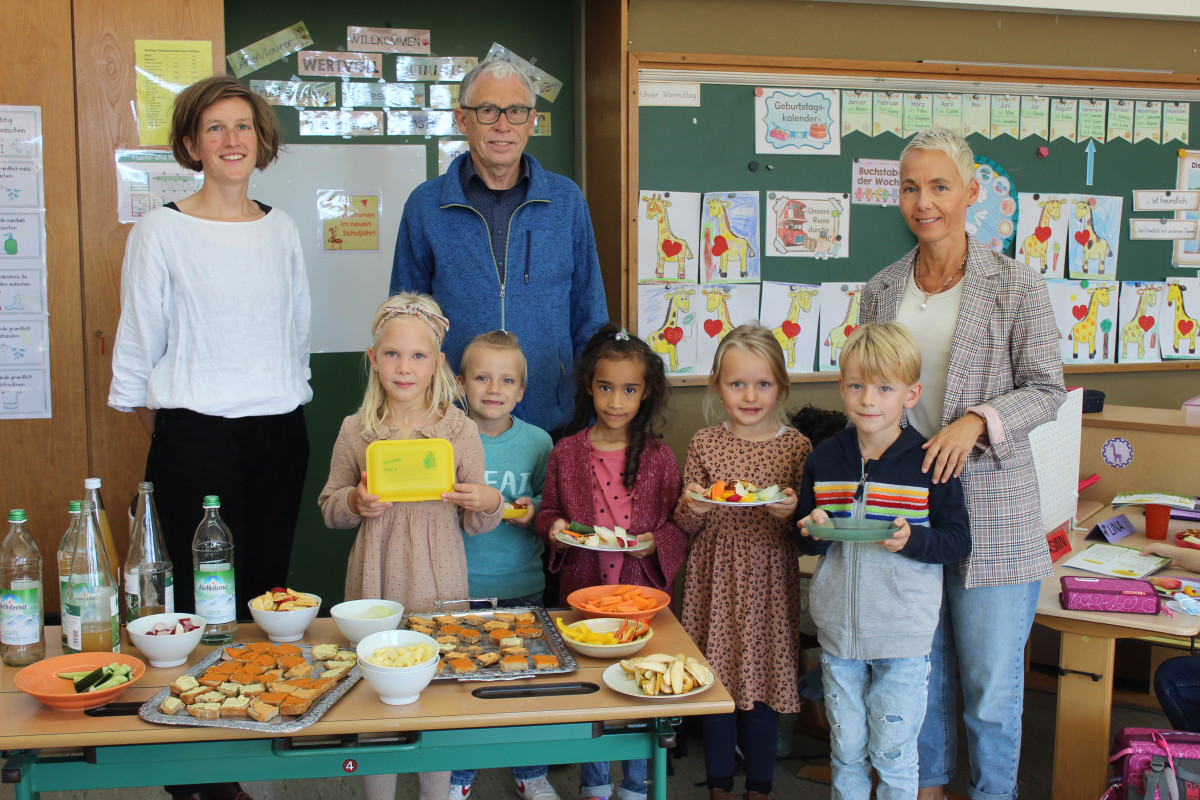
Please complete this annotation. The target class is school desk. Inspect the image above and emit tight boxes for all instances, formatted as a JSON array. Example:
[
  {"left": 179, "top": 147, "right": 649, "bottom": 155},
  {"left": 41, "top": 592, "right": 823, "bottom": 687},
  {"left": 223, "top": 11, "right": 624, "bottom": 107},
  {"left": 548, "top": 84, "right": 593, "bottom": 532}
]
[
  {"left": 0, "top": 612, "right": 732, "bottom": 800},
  {"left": 1034, "top": 505, "right": 1200, "bottom": 800}
]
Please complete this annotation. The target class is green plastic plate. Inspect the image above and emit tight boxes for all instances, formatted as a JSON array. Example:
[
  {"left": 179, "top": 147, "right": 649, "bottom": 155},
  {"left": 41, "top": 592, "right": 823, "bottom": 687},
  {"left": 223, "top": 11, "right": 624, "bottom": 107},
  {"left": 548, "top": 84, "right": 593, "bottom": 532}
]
[{"left": 808, "top": 518, "right": 897, "bottom": 542}]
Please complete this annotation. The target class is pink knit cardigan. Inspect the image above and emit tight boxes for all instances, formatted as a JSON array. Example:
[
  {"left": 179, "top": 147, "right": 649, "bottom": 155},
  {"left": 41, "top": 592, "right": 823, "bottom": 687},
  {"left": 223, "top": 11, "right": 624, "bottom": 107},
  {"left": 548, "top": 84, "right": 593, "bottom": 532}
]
[{"left": 534, "top": 428, "right": 688, "bottom": 598}]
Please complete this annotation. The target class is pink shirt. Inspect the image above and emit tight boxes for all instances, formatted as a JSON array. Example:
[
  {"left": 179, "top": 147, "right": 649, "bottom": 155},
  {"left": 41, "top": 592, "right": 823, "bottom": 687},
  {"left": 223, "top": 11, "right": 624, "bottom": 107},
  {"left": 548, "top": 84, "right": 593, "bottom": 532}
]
[{"left": 590, "top": 445, "right": 633, "bottom": 584}]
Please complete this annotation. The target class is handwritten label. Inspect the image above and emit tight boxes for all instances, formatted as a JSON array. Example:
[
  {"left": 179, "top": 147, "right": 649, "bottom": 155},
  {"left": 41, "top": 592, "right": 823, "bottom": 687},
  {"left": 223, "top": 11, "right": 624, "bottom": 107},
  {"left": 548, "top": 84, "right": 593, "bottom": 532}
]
[
  {"left": 346, "top": 26, "right": 430, "bottom": 54},
  {"left": 638, "top": 83, "right": 700, "bottom": 107},
  {"left": 395, "top": 57, "right": 477, "bottom": 82},
  {"left": 386, "top": 110, "right": 459, "bottom": 137},
  {"left": 249, "top": 80, "right": 335, "bottom": 108},
  {"left": 297, "top": 51, "right": 381, "bottom": 79},
  {"left": 227, "top": 22, "right": 312, "bottom": 79},
  {"left": 341, "top": 83, "right": 425, "bottom": 109},
  {"left": 297, "top": 110, "right": 384, "bottom": 137}
]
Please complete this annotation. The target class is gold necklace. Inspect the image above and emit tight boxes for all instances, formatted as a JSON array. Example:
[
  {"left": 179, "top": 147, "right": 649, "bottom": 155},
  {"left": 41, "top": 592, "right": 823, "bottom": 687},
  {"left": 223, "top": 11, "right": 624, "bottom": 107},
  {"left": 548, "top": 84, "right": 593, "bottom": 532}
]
[{"left": 914, "top": 250, "right": 968, "bottom": 310}]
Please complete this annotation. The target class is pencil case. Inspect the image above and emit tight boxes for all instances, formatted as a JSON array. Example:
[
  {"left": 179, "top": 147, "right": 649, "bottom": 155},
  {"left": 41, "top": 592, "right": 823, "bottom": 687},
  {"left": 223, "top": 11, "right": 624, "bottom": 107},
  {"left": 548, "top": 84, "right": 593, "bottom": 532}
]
[{"left": 1059, "top": 576, "right": 1163, "bottom": 615}]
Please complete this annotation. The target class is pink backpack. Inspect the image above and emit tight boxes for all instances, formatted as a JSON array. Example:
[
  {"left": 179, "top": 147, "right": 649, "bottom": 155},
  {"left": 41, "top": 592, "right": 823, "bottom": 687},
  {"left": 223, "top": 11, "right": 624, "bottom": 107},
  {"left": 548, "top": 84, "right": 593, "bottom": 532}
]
[{"left": 1106, "top": 728, "right": 1200, "bottom": 800}]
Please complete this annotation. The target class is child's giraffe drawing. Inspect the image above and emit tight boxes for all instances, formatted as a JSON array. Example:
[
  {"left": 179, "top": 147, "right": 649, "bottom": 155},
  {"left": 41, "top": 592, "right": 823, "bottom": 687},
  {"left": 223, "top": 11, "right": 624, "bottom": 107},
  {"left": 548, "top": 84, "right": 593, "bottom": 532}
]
[
  {"left": 771, "top": 285, "right": 820, "bottom": 369},
  {"left": 1074, "top": 197, "right": 1112, "bottom": 275},
  {"left": 1067, "top": 284, "right": 1111, "bottom": 359},
  {"left": 1120, "top": 285, "right": 1160, "bottom": 360},
  {"left": 645, "top": 287, "right": 695, "bottom": 372},
  {"left": 1167, "top": 282, "right": 1198, "bottom": 355},
  {"left": 823, "top": 289, "right": 862, "bottom": 366},
  {"left": 642, "top": 193, "right": 692, "bottom": 280},
  {"left": 1018, "top": 196, "right": 1064, "bottom": 274},
  {"left": 702, "top": 287, "right": 734, "bottom": 342},
  {"left": 705, "top": 198, "right": 755, "bottom": 279}
]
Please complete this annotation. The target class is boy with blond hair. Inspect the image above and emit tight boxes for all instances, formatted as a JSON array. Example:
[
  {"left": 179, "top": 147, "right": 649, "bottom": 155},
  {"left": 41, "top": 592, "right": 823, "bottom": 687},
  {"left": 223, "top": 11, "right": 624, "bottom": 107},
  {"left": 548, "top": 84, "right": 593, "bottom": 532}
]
[
  {"left": 451, "top": 330, "right": 559, "bottom": 800},
  {"left": 795, "top": 322, "right": 970, "bottom": 800}
]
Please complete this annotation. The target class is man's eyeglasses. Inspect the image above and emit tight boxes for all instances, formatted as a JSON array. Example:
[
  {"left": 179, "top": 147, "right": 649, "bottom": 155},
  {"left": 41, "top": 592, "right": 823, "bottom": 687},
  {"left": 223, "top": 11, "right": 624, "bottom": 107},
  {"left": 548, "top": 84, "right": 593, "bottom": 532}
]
[{"left": 460, "top": 105, "right": 533, "bottom": 125}]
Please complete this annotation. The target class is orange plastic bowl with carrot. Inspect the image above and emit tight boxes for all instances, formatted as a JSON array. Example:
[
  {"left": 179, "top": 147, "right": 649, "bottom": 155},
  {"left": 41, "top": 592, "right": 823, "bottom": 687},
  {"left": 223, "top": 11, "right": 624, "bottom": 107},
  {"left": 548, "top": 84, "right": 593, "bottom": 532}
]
[{"left": 567, "top": 585, "right": 671, "bottom": 621}]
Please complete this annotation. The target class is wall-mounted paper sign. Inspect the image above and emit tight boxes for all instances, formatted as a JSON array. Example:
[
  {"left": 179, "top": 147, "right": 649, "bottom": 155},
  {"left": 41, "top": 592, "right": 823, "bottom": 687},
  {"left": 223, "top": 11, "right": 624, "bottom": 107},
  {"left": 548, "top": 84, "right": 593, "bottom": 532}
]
[
  {"left": 298, "top": 110, "right": 384, "bottom": 136},
  {"left": 0, "top": 317, "right": 46, "bottom": 366},
  {"left": 0, "top": 212, "right": 43, "bottom": 260},
  {"left": 386, "top": 110, "right": 459, "bottom": 137},
  {"left": 0, "top": 160, "right": 42, "bottom": 209},
  {"left": 346, "top": 26, "right": 430, "bottom": 55},
  {"left": 438, "top": 140, "right": 469, "bottom": 175},
  {"left": 1165, "top": 103, "right": 1190, "bottom": 145},
  {"left": 485, "top": 43, "right": 563, "bottom": 103},
  {"left": 0, "top": 107, "right": 41, "bottom": 159},
  {"left": 756, "top": 88, "right": 840, "bottom": 155},
  {"left": 639, "top": 83, "right": 701, "bottom": 107},
  {"left": 297, "top": 51, "right": 381, "bottom": 79},
  {"left": 227, "top": 22, "right": 312, "bottom": 78},
  {"left": 115, "top": 150, "right": 204, "bottom": 223},
  {"left": 250, "top": 80, "right": 335, "bottom": 108},
  {"left": 318, "top": 191, "right": 379, "bottom": 251},
  {"left": 428, "top": 84, "right": 461, "bottom": 110},
  {"left": 396, "top": 56, "right": 477, "bottom": 82},
  {"left": 1078, "top": 99, "right": 1107, "bottom": 142},
  {"left": 851, "top": 158, "right": 899, "bottom": 206},
  {"left": 841, "top": 90, "right": 872, "bottom": 136},
  {"left": 135, "top": 40, "right": 213, "bottom": 146},
  {"left": 1130, "top": 218, "right": 1199, "bottom": 240},
  {"left": 532, "top": 113, "right": 551, "bottom": 137},
  {"left": 1107, "top": 99, "right": 1134, "bottom": 143},
  {"left": 1135, "top": 101, "right": 1163, "bottom": 144},
  {"left": 341, "top": 82, "right": 425, "bottom": 109},
  {"left": 932, "top": 94, "right": 962, "bottom": 135},
  {"left": 1133, "top": 190, "right": 1200, "bottom": 212},
  {"left": 873, "top": 92, "right": 902, "bottom": 137},
  {"left": 0, "top": 265, "right": 46, "bottom": 314},
  {"left": 1050, "top": 99, "right": 1078, "bottom": 142},
  {"left": 902, "top": 93, "right": 932, "bottom": 138},
  {"left": 0, "top": 367, "right": 50, "bottom": 419},
  {"left": 962, "top": 94, "right": 990, "bottom": 137},
  {"left": 990, "top": 95, "right": 1020, "bottom": 139},
  {"left": 1020, "top": 96, "right": 1049, "bottom": 140}
]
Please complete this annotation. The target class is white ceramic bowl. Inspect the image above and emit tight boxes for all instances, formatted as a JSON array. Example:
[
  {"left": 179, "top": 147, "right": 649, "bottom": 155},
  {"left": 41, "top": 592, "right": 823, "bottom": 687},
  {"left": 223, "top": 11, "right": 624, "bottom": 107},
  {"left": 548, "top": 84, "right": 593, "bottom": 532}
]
[
  {"left": 330, "top": 599, "right": 404, "bottom": 646},
  {"left": 126, "top": 613, "right": 206, "bottom": 668},
  {"left": 247, "top": 593, "right": 321, "bottom": 643},
  {"left": 355, "top": 629, "right": 439, "bottom": 706},
  {"left": 559, "top": 617, "right": 653, "bottom": 659}
]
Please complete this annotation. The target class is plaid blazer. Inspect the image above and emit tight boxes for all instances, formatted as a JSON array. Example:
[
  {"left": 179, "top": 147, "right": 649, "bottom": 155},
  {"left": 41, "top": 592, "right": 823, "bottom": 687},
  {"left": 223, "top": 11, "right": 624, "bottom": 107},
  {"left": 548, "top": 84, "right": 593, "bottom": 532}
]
[{"left": 861, "top": 237, "right": 1066, "bottom": 588}]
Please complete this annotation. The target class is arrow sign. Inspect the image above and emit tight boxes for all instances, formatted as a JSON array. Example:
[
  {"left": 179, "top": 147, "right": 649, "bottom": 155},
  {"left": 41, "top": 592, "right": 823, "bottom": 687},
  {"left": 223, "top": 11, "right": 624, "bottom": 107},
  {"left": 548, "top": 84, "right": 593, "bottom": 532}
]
[{"left": 1085, "top": 139, "right": 1096, "bottom": 186}]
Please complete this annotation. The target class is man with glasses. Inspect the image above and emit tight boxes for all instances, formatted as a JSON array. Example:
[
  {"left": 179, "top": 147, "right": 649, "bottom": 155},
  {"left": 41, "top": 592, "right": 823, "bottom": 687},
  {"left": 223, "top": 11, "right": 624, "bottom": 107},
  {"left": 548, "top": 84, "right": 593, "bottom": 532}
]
[{"left": 390, "top": 59, "right": 607, "bottom": 437}]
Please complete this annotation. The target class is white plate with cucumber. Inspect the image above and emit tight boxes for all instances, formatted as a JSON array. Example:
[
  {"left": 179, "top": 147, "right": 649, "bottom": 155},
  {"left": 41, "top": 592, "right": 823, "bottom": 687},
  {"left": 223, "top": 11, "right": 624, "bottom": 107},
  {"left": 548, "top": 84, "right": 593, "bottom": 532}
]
[{"left": 555, "top": 523, "right": 651, "bottom": 552}]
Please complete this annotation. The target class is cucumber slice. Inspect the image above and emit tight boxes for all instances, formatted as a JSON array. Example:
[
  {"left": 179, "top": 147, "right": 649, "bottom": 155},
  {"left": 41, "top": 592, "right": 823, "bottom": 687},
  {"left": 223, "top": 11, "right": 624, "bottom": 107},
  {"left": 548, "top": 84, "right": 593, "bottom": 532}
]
[
  {"left": 89, "top": 672, "right": 129, "bottom": 692},
  {"left": 73, "top": 666, "right": 110, "bottom": 694},
  {"left": 567, "top": 521, "right": 594, "bottom": 535},
  {"left": 56, "top": 671, "right": 93, "bottom": 681}
]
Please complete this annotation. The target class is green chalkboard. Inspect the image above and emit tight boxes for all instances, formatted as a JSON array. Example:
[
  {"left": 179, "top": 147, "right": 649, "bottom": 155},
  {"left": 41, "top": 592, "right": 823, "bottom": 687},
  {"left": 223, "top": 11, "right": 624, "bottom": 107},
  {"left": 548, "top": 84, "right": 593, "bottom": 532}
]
[
  {"left": 638, "top": 83, "right": 1200, "bottom": 285},
  {"left": 224, "top": 0, "right": 577, "bottom": 606}
]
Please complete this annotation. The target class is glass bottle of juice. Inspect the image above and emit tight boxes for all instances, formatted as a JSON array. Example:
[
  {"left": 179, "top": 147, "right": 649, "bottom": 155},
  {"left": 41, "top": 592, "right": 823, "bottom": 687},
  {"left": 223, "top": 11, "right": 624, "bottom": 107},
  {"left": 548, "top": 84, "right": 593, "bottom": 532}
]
[
  {"left": 83, "top": 478, "right": 121, "bottom": 587},
  {"left": 63, "top": 500, "right": 120, "bottom": 654},
  {"left": 193, "top": 496, "right": 235, "bottom": 645},
  {"left": 56, "top": 500, "right": 82, "bottom": 648},
  {"left": 124, "top": 482, "right": 173, "bottom": 623},
  {"left": 1, "top": 509, "right": 46, "bottom": 666}
]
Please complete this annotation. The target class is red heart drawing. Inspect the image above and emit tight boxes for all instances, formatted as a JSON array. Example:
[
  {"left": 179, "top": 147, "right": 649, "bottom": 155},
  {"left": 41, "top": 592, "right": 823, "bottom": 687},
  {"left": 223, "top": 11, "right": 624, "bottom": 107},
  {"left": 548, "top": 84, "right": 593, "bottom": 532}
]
[
  {"left": 361, "top": 199, "right": 369, "bottom": 206},
  {"left": 1139, "top": 315, "right": 1155, "bottom": 332},
  {"left": 1074, "top": 230, "right": 1091, "bottom": 247},
  {"left": 663, "top": 326, "right": 683, "bottom": 345},
  {"left": 1034, "top": 226, "right": 1052, "bottom": 243},
  {"left": 844, "top": 324, "right": 858, "bottom": 338},
  {"left": 781, "top": 320, "right": 801, "bottom": 339},
  {"left": 1071, "top": 305, "right": 1088, "bottom": 320},
  {"left": 1180, "top": 320, "right": 1196, "bottom": 336},
  {"left": 661, "top": 240, "right": 682, "bottom": 257},
  {"left": 711, "top": 235, "right": 729, "bottom": 256},
  {"left": 703, "top": 319, "right": 724, "bottom": 338}
]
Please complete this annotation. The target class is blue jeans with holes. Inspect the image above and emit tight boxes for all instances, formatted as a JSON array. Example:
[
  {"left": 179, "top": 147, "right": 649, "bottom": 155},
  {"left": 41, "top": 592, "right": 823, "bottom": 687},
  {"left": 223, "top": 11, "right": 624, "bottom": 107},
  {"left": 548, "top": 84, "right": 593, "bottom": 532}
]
[
  {"left": 821, "top": 652, "right": 930, "bottom": 800},
  {"left": 581, "top": 758, "right": 648, "bottom": 800},
  {"left": 451, "top": 592, "right": 548, "bottom": 789},
  {"left": 917, "top": 579, "right": 1040, "bottom": 800}
]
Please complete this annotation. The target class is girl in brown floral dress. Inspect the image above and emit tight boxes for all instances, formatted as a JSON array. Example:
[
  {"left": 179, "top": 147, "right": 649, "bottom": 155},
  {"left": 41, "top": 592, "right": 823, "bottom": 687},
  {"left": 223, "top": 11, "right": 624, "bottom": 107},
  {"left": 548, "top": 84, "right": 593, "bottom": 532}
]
[{"left": 675, "top": 324, "right": 812, "bottom": 800}]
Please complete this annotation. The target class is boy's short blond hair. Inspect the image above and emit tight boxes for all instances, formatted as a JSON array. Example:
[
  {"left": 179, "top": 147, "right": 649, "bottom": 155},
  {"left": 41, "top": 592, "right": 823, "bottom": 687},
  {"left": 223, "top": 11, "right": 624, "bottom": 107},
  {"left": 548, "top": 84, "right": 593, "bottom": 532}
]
[
  {"left": 839, "top": 322, "right": 922, "bottom": 386},
  {"left": 461, "top": 330, "right": 528, "bottom": 386}
]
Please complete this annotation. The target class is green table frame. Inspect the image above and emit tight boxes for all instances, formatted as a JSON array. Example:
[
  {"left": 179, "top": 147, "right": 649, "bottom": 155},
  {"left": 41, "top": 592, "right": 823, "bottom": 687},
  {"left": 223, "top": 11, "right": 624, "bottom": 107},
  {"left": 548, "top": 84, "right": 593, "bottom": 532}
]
[{"left": 2, "top": 718, "right": 679, "bottom": 800}]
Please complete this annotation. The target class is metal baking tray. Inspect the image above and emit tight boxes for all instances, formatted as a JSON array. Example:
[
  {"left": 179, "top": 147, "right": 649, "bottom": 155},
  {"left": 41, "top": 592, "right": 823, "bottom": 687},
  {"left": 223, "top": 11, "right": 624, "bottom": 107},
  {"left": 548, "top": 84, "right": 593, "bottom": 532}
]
[
  {"left": 138, "top": 641, "right": 361, "bottom": 734},
  {"left": 402, "top": 604, "right": 577, "bottom": 682}
]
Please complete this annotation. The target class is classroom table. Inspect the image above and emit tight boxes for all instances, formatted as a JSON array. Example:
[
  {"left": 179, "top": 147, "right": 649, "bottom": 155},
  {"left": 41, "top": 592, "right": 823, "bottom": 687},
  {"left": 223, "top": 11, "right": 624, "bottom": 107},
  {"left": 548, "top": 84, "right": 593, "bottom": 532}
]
[
  {"left": 0, "top": 611, "right": 732, "bottom": 800},
  {"left": 1035, "top": 505, "right": 1200, "bottom": 800}
]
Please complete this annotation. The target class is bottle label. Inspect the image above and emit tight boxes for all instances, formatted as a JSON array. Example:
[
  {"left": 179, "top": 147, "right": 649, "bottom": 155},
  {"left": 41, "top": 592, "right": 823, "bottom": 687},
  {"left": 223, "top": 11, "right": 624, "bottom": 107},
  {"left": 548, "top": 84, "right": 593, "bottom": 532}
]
[
  {"left": 165, "top": 574, "right": 175, "bottom": 614},
  {"left": 110, "top": 593, "right": 121, "bottom": 653},
  {"left": 1, "top": 580, "right": 42, "bottom": 645},
  {"left": 194, "top": 565, "right": 235, "bottom": 625},
  {"left": 63, "top": 602, "right": 82, "bottom": 651},
  {"left": 124, "top": 572, "right": 140, "bottom": 622}
]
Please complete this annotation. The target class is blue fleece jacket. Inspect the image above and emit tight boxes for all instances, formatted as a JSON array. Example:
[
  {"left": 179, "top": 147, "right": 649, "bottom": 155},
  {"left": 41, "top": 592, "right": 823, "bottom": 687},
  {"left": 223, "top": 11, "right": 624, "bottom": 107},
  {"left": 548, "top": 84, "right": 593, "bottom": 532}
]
[
  {"left": 390, "top": 153, "right": 609, "bottom": 433},
  {"left": 461, "top": 416, "right": 552, "bottom": 600},
  {"left": 795, "top": 426, "right": 971, "bottom": 660}
]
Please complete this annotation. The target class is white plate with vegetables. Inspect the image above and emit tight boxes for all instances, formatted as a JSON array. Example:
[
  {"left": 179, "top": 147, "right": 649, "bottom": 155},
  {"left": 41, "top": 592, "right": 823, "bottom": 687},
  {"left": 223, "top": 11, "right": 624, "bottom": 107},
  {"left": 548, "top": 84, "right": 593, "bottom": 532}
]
[
  {"left": 689, "top": 481, "right": 787, "bottom": 507},
  {"left": 555, "top": 523, "right": 650, "bottom": 552}
]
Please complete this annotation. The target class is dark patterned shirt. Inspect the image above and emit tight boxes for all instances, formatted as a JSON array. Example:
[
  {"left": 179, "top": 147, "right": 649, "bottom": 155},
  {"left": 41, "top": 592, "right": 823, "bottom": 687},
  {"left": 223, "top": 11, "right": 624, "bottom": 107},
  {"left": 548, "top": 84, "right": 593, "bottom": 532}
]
[{"left": 459, "top": 154, "right": 531, "bottom": 285}]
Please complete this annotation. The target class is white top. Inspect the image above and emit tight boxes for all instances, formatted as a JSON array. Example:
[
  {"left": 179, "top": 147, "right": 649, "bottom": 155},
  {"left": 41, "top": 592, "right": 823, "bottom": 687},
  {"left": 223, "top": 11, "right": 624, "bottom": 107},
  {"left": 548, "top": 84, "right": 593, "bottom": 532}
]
[
  {"left": 896, "top": 266, "right": 964, "bottom": 439},
  {"left": 108, "top": 206, "right": 312, "bottom": 417}
]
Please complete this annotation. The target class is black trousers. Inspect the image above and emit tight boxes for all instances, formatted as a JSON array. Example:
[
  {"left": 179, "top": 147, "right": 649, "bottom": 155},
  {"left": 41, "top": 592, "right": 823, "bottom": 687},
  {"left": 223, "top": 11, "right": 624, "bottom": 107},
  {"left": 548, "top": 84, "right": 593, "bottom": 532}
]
[{"left": 145, "top": 406, "right": 309, "bottom": 618}]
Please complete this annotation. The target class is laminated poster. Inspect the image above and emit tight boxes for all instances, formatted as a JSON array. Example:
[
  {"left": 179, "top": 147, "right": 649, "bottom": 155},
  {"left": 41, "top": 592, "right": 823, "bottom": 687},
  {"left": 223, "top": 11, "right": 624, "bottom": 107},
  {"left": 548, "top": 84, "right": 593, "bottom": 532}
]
[
  {"left": 1107, "top": 100, "right": 1134, "bottom": 143},
  {"left": 0, "top": 107, "right": 41, "bottom": 159},
  {"left": 298, "top": 110, "right": 384, "bottom": 137},
  {"left": 1173, "top": 151, "right": 1200, "bottom": 266},
  {"left": 872, "top": 93, "right": 903, "bottom": 138},
  {"left": 0, "top": 160, "right": 42, "bottom": 209},
  {"left": 0, "top": 316, "right": 47, "bottom": 366},
  {"left": 1015, "top": 193, "right": 1070, "bottom": 279},
  {"left": 759, "top": 282, "right": 820, "bottom": 373},
  {"left": 1164, "top": 103, "right": 1190, "bottom": 145},
  {"left": 427, "top": 84, "right": 461, "bottom": 110},
  {"left": 755, "top": 88, "right": 840, "bottom": 155},
  {"left": 135, "top": 40, "right": 213, "bottom": 146},
  {"left": 841, "top": 90, "right": 872, "bottom": 136},
  {"left": 396, "top": 57, "right": 477, "bottom": 83},
  {"left": 0, "top": 367, "right": 50, "bottom": 419},
  {"left": 346, "top": 26, "right": 430, "bottom": 55},
  {"left": 438, "top": 140, "right": 469, "bottom": 176},
  {"left": 817, "top": 282, "right": 865, "bottom": 372},
  {"left": 0, "top": 264, "right": 46, "bottom": 315},
  {"left": 1078, "top": 100, "right": 1107, "bottom": 142},
  {"left": 969, "top": 158, "right": 1017, "bottom": 254},
  {"left": 318, "top": 192, "right": 379, "bottom": 251},
  {"left": 341, "top": 83, "right": 425, "bottom": 109},
  {"left": 767, "top": 191, "right": 850, "bottom": 258},
  {"left": 695, "top": 283, "right": 761, "bottom": 372},
  {"left": 1046, "top": 279, "right": 1119, "bottom": 365},
  {"left": 1161, "top": 277, "right": 1200, "bottom": 360},
  {"left": 1067, "top": 194, "right": 1122, "bottom": 280},
  {"left": 485, "top": 44, "right": 563, "bottom": 103},
  {"left": 902, "top": 94, "right": 932, "bottom": 138},
  {"left": 851, "top": 159, "right": 899, "bottom": 207},
  {"left": 249, "top": 80, "right": 336, "bottom": 108},
  {"left": 1116, "top": 281, "right": 1165, "bottom": 364},
  {"left": 0, "top": 212, "right": 44, "bottom": 260},
  {"left": 700, "top": 192, "right": 760, "bottom": 283},
  {"left": 1019, "top": 96, "right": 1049, "bottom": 140},
  {"left": 1050, "top": 99, "right": 1078, "bottom": 143},
  {"left": 114, "top": 150, "right": 204, "bottom": 223},
  {"left": 639, "top": 284, "right": 699, "bottom": 375},
  {"left": 297, "top": 51, "right": 382, "bottom": 80},
  {"left": 227, "top": 22, "right": 312, "bottom": 78},
  {"left": 961, "top": 95, "right": 990, "bottom": 138},
  {"left": 637, "top": 190, "right": 701, "bottom": 284},
  {"left": 531, "top": 113, "right": 551, "bottom": 137},
  {"left": 386, "top": 110, "right": 458, "bottom": 137},
  {"left": 990, "top": 95, "right": 1020, "bottom": 139},
  {"left": 932, "top": 94, "right": 963, "bottom": 135},
  {"left": 1135, "top": 101, "right": 1163, "bottom": 144}
]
